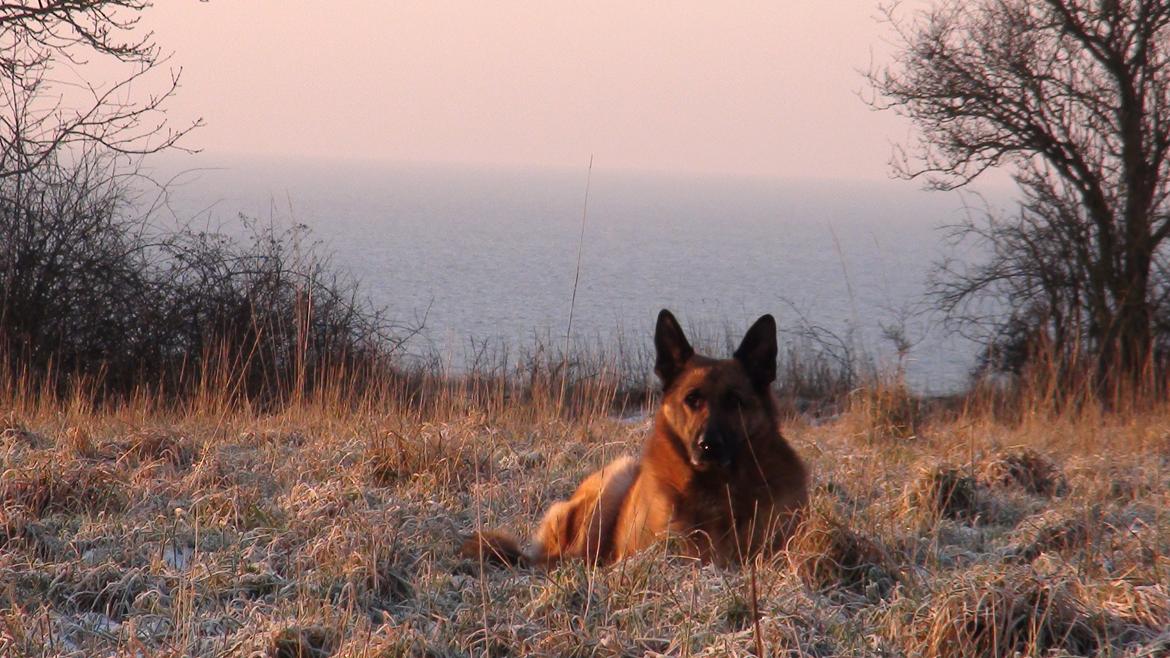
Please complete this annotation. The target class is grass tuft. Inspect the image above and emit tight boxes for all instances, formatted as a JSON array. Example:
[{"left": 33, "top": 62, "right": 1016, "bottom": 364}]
[
  {"left": 364, "top": 429, "right": 492, "bottom": 491},
  {"left": 0, "top": 460, "right": 127, "bottom": 518},
  {"left": 117, "top": 429, "right": 199, "bottom": 469},
  {"left": 787, "top": 499, "right": 894, "bottom": 597},
  {"left": 265, "top": 624, "right": 340, "bottom": 658},
  {"left": 1003, "top": 510, "right": 1092, "bottom": 563},
  {"left": 0, "top": 415, "right": 43, "bottom": 449},
  {"left": 847, "top": 379, "right": 922, "bottom": 442},
  {"left": 980, "top": 447, "right": 1067, "bottom": 496},
  {"left": 894, "top": 566, "right": 1104, "bottom": 658},
  {"left": 903, "top": 464, "right": 982, "bottom": 523}
]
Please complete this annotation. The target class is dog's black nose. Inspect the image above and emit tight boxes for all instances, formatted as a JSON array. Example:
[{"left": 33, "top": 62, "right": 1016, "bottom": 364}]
[{"left": 695, "top": 434, "right": 729, "bottom": 467}]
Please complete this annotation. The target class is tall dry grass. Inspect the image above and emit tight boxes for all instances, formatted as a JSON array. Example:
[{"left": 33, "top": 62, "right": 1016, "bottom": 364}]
[{"left": 0, "top": 345, "right": 1167, "bottom": 657}]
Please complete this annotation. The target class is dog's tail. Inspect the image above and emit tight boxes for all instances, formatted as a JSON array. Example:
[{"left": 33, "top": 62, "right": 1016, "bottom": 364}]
[{"left": 460, "top": 530, "right": 533, "bottom": 567}]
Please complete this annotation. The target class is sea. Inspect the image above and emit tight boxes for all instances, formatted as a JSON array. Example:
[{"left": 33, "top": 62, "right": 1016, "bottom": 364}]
[{"left": 146, "top": 155, "right": 999, "bottom": 394}]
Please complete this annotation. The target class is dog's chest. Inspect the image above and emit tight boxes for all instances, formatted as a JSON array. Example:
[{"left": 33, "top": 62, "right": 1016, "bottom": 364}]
[{"left": 676, "top": 476, "right": 774, "bottom": 533}]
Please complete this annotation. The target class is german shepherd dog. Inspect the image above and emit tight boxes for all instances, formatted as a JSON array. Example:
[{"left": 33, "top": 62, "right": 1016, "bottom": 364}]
[{"left": 462, "top": 310, "right": 808, "bottom": 566}]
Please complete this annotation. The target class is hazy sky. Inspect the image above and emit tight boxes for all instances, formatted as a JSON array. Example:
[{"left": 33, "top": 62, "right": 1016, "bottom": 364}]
[{"left": 141, "top": 1, "right": 915, "bottom": 180}]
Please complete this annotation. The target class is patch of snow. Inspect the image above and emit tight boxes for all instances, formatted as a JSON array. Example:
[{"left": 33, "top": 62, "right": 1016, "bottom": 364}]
[
  {"left": 81, "top": 547, "right": 110, "bottom": 565},
  {"left": 76, "top": 612, "right": 122, "bottom": 634},
  {"left": 162, "top": 544, "right": 193, "bottom": 571}
]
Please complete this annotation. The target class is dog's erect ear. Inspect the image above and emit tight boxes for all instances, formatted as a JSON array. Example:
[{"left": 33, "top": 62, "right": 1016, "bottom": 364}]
[
  {"left": 734, "top": 314, "right": 777, "bottom": 389},
  {"left": 654, "top": 309, "right": 694, "bottom": 388}
]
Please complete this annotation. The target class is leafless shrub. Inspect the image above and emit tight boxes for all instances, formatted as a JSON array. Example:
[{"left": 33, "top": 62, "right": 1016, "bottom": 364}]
[{"left": 0, "top": 151, "right": 413, "bottom": 405}]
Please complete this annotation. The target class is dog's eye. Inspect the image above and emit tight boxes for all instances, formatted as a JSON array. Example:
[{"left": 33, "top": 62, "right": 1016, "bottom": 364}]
[{"left": 683, "top": 390, "right": 704, "bottom": 410}]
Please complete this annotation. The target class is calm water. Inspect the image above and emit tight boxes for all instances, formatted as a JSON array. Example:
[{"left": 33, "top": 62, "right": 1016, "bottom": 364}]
[{"left": 151, "top": 155, "right": 985, "bottom": 393}]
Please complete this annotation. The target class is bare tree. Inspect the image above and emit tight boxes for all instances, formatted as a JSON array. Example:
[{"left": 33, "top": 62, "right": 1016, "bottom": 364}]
[
  {"left": 1, "top": 1, "right": 201, "bottom": 179},
  {"left": 869, "top": 0, "right": 1170, "bottom": 392}
]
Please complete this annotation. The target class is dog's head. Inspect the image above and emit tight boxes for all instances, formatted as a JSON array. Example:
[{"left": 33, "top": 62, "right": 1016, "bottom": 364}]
[{"left": 654, "top": 309, "right": 778, "bottom": 473}]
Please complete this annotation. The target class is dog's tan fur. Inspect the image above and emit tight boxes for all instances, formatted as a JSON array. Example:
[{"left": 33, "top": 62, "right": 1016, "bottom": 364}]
[{"left": 462, "top": 310, "right": 808, "bottom": 567}]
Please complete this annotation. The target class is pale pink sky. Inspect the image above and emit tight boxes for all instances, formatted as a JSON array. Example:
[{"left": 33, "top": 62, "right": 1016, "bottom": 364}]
[{"left": 142, "top": 1, "right": 912, "bottom": 180}]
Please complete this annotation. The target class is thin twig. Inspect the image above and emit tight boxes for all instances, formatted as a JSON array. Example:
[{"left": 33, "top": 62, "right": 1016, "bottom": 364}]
[{"left": 560, "top": 154, "right": 594, "bottom": 411}]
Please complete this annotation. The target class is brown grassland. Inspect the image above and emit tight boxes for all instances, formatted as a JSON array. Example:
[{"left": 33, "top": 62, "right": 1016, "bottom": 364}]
[{"left": 0, "top": 360, "right": 1168, "bottom": 657}]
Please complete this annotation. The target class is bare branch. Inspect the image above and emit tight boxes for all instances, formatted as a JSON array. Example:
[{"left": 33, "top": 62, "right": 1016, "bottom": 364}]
[{"left": 1, "top": 0, "right": 200, "bottom": 179}]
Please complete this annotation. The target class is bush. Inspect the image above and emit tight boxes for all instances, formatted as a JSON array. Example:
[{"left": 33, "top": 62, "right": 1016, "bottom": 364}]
[{"left": 0, "top": 150, "right": 408, "bottom": 403}]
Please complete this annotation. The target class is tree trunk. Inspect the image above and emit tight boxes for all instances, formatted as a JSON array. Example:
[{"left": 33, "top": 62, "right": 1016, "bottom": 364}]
[{"left": 1116, "top": 258, "right": 1154, "bottom": 388}]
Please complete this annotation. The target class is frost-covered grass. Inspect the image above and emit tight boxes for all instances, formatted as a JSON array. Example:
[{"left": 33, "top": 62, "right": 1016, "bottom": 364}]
[{"left": 0, "top": 388, "right": 1167, "bottom": 657}]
